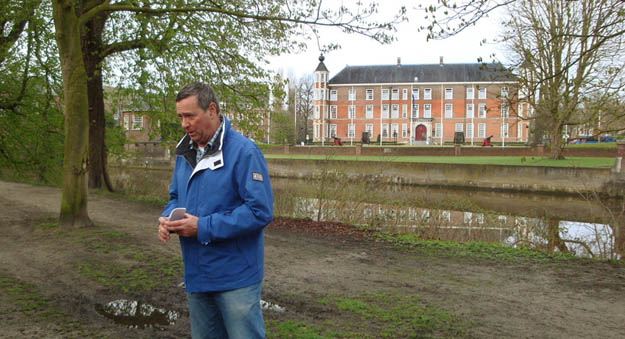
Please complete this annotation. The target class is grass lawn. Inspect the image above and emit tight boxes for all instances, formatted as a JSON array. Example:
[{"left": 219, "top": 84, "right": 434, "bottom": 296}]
[{"left": 265, "top": 154, "right": 616, "bottom": 168}]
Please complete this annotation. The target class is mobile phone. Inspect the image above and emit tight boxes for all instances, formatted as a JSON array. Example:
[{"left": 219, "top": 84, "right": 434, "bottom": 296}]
[{"left": 167, "top": 208, "right": 186, "bottom": 233}]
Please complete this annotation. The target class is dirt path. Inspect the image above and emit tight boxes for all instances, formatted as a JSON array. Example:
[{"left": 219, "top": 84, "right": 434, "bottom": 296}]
[{"left": 1, "top": 180, "right": 624, "bottom": 338}]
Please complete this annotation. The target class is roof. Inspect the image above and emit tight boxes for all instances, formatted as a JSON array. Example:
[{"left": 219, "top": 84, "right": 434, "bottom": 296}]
[{"left": 328, "top": 63, "right": 516, "bottom": 84}]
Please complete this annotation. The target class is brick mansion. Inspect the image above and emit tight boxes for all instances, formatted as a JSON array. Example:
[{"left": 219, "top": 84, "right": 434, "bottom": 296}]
[{"left": 312, "top": 55, "right": 529, "bottom": 145}]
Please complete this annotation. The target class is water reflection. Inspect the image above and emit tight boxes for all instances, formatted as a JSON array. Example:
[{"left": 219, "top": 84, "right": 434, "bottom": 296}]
[{"left": 273, "top": 177, "right": 623, "bottom": 260}]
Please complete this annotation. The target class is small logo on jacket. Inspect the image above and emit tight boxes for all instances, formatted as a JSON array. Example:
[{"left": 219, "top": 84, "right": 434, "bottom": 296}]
[{"left": 252, "top": 172, "right": 263, "bottom": 182}]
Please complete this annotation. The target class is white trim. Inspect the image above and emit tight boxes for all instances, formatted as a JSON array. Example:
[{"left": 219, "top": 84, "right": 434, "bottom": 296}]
[
  {"left": 190, "top": 151, "right": 224, "bottom": 181},
  {"left": 328, "top": 81, "right": 516, "bottom": 87}
]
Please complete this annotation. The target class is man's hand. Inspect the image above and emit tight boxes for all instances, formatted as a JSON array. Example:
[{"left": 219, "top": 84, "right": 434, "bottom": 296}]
[
  {"left": 158, "top": 216, "right": 171, "bottom": 243},
  {"left": 163, "top": 213, "right": 198, "bottom": 238}
]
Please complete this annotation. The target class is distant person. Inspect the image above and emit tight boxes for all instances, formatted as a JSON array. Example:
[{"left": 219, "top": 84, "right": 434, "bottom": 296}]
[{"left": 157, "top": 82, "right": 273, "bottom": 338}]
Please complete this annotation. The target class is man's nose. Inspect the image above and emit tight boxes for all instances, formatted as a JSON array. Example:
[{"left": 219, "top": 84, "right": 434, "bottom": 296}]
[{"left": 181, "top": 118, "right": 189, "bottom": 129}]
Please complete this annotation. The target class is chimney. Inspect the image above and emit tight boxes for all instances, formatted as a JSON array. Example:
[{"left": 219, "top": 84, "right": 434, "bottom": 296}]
[
  {"left": 397, "top": 57, "right": 401, "bottom": 67},
  {"left": 440, "top": 56, "right": 444, "bottom": 67}
]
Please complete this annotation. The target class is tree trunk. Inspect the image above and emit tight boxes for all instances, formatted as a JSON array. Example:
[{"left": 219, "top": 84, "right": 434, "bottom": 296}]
[
  {"left": 53, "top": 0, "right": 92, "bottom": 227},
  {"left": 548, "top": 122, "right": 565, "bottom": 160},
  {"left": 82, "top": 12, "right": 113, "bottom": 191},
  {"left": 546, "top": 218, "right": 568, "bottom": 254}
]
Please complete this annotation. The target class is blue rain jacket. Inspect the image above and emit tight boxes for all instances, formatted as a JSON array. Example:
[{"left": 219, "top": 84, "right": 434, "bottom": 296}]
[{"left": 161, "top": 117, "right": 273, "bottom": 292}]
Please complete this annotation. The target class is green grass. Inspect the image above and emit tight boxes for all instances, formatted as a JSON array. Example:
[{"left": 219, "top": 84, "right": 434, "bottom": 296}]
[
  {"left": 266, "top": 154, "right": 615, "bottom": 168},
  {"left": 267, "top": 292, "right": 467, "bottom": 338},
  {"left": 565, "top": 142, "right": 618, "bottom": 149}
]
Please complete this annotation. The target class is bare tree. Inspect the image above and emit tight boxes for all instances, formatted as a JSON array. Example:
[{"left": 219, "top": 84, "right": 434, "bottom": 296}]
[{"left": 423, "top": 0, "right": 625, "bottom": 159}]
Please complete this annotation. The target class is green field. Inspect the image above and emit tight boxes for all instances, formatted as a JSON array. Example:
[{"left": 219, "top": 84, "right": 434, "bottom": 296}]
[{"left": 265, "top": 154, "right": 616, "bottom": 168}]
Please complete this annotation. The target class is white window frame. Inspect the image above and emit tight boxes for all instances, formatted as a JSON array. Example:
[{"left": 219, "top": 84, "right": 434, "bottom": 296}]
[
  {"left": 478, "top": 87, "right": 487, "bottom": 99},
  {"left": 382, "top": 123, "right": 389, "bottom": 137},
  {"left": 478, "top": 123, "right": 486, "bottom": 138},
  {"left": 402, "top": 104, "right": 407, "bottom": 118},
  {"left": 444, "top": 104, "right": 453, "bottom": 118},
  {"left": 329, "top": 90, "right": 337, "bottom": 101},
  {"left": 329, "top": 124, "right": 337, "bottom": 137},
  {"left": 478, "top": 103, "right": 486, "bottom": 118},
  {"left": 445, "top": 88, "right": 453, "bottom": 100},
  {"left": 366, "top": 89, "right": 374, "bottom": 100},
  {"left": 455, "top": 123, "right": 463, "bottom": 132},
  {"left": 424, "top": 104, "right": 432, "bottom": 118},
  {"left": 382, "top": 89, "right": 389, "bottom": 100},
  {"left": 412, "top": 104, "right": 419, "bottom": 118},
  {"left": 348, "top": 123, "right": 355, "bottom": 138},
  {"left": 518, "top": 103, "right": 523, "bottom": 118},
  {"left": 466, "top": 103, "right": 474, "bottom": 118},
  {"left": 391, "top": 104, "right": 399, "bottom": 119},
  {"left": 314, "top": 105, "right": 320, "bottom": 119},
  {"left": 466, "top": 123, "right": 474, "bottom": 138},
  {"left": 424, "top": 88, "right": 432, "bottom": 100},
  {"left": 402, "top": 123, "right": 407, "bottom": 138},
  {"left": 365, "top": 123, "right": 373, "bottom": 137},
  {"left": 391, "top": 88, "right": 399, "bottom": 100},
  {"left": 466, "top": 87, "right": 474, "bottom": 99},
  {"left": 412, "top": 88, "right": 419, "bottom": 100},
  {"left": 348, "top": 105, "right": 355, "bottom": 119},
  {"left": 132, "top": 115, "right": 143, "bottom": 130},
  {"left": 348, "top": 89, "right": 355, "bottom": 101},
  {"left": 435, "top": 123, "right": 442, "bottom": 137},
  {"left": 501, "top": 87, "right": 509, "bottom": 98},
  {"left": 501, "top": 122, "right": 509, "bottom": 137},
  {"left": 402, "top": 88, "right": 408, "bottom": 100},
  {"left": 501, "top": 103, "right": 509, "bottom": 118},
  {"left": 381, "top": 104, "right": 389, "bottom": 118},
  {"left": 314, "top": 124, "right": 320, "bottom": 138},
  {"left": 391, "top": 123, "right": 399, "bottom": 138},
  {"left": 330, "top": 105, "right": 337, "bottom": 119},
  {"left": 365, "top": 104, "right": 373, "bottom": 119}
]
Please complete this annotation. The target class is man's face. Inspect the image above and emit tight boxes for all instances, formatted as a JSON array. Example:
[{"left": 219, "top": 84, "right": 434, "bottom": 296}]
[{"left": 176, "top": 95, "right": 218, "bottom": 147}]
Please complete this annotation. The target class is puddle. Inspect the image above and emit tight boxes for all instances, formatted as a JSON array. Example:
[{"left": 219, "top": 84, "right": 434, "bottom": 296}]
[
  {"left": 95, "top": 299, "right": 179, "bottom": 329},
  {"left": 261, "top": 299, "right": 286, "bottom": 313}
]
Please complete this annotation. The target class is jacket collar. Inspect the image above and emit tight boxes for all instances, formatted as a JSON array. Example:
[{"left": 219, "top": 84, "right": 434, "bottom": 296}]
[{"left": 175, "top": 115, "right": 229, "bottom": 169}]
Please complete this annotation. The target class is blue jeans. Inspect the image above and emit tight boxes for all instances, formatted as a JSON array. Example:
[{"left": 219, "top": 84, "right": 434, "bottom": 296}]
[{"left": 186, "top": 281, "right": 265, "bottom": 339}]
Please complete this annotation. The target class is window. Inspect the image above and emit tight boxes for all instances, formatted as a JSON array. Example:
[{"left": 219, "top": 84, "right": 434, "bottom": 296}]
[
  {"left": 501, "top": 103, "right": 509, "bottom": 118},
  {"left": 329, "top": 90, "right": 337, "bottom": 101},
  {"left": 478, "top": 123, "right": 486, "bottom": 138},
  {"left": 517, "top": 123, "right": 523, "bottom": 140},
  {"left": 314, "top": 124, "right": 320, "bottom": 138},
  {"left": 466, "top": 104, "right": 474, "bottom": 118},
  {"left": 445, "top": 88, "right": 453, "bottom": 100},
  {"left": 391, "top": 123, "right": 399, "bottom": 138},
  {"left": 366, "top": 104, "right": 373, "bottom": 119},
  {"left": 382, "top": 123, "right": 389, "bottom": 137},
  {"left": 466, "top": 123, "right": 474, "bottom": 138},
  {"left": 391, "top": 104, "right": 399, "bottom": 118},
  {"left": 123, "top": 115, "right": 130, "bottom": 130},
  {"left": 348, "top": 89, "right": 355, "bottom": 101},
  {"left": 315, "top": 73, "right": 320, "bottom": 83},
  {"left": 391, "top": 88, "right": 399, "bottom": 100},
  {"left": 424, "top": 104, "right": 432, "bottom": 118},
  {"left": 348, "top": 105, "right": 355, "bottom": 119},
  {"left": 402, "top": 123, "right": 407, "bottom": 137},
  {"left": 319, "top": 89, "right": 326, "bottom": 101},
  {"left": 329, "top": 124, "right": 337, "bottom": 137},
  {"left": 402, "top": 104, "right": 407, "bottom": 118},
  {"left": 314, "top": 105, "right": 320, "bottom": 119},
  {"left": 382, "top": 89, "right": 389, "bottom": 100},
  {"left": 412, "top": 104, "right": 419, "bottom": 118},
  {"left": 412, "top": 88, "right": 419, "bottom": 100},
  {"left": 365, "top": 123, "right": 373, "bottom": 137},
  {"left": 455, "top": 123, "right": 463, "bottom": 132},
  {"left": 478, "top": 87, "right": 487, "bottom": 99},
  {"left": 382, "top": 104, "right": 389, "bottom": 118},
  {"left": 478, "top": 103, "right": 486, "bottom": 118},
  {"left": 330, "top": 105, "right": 337, "bottom": 119},
  {"left": 402, "top": 88, "right": 408, "bottom": 100},
  {"left": 466, "top": 87, "right": 474, "bottom": 99},
  {"left": 348, "top": 123, "right": 355, "bottom": 138},
  {"left": 366, "top": 89, "right": 374, "bottom": 100},
  {"left": 518, "top": 103, "right": 523, "bottom": 118},
  {"left": 501, "top": 123, "right": 509, "bottom": 137},
  {"left": 464, "top": 212, "right": 473, "bottom": 225},
  {"left": 435, "top": 123, "right": 442, "bottom": 137},
  {"left": 424, "top": 88, "right": 432, "bottom": 100},
  {"left": 323, "top": 105, "right": 328, "bottom": 119},
  {"left": 501, "top": 87, "right": 509, "bottom": 98},
  {"left": 445, "top": 104, "right": 453, "bottom": 118},
  {"left": 320, "top": 73, "right": 325, "bottom": 83},
  {"left": 132, "top": 115, "right": 143, "bottom": 130}
]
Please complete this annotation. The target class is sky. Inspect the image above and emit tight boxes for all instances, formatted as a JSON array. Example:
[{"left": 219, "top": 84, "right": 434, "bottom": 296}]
[{"left": 267, "top": 2, "right": 507, "bottom": 80}]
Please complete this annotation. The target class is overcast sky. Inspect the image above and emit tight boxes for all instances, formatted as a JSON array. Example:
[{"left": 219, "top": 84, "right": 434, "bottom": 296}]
[{"left": 268, "top": 2, "right": 507, "bottom": 80}]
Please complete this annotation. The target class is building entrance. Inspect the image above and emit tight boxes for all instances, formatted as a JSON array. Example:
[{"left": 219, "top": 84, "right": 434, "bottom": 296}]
[{"left": 415, "top": 124, "right": 427, "bottom": 141}]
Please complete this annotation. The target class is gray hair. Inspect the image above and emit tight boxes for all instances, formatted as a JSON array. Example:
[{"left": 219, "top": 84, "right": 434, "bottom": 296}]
[{"left": 176, "top": 82, "right": 220, "bottom": 114}]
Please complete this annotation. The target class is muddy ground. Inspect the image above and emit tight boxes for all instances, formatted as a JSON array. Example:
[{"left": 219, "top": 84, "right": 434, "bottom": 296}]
[{"left": 1, "top": 180, "right": 624, "bottom": 338}]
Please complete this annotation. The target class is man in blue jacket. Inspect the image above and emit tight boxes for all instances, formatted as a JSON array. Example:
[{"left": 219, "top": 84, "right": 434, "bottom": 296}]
[{"left": 158, "top": 82, "right": 273, "bottom": 339}]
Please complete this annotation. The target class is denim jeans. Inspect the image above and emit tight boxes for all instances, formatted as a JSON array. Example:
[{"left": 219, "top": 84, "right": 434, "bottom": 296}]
[{"left": 186, "top": 281, "right": 265, "bottom": 339}]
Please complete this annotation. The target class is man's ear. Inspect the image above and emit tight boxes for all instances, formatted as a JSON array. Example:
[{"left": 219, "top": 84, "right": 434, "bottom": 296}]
[{"left": 208, "top": 102, "right": 217, "bottom": 117}]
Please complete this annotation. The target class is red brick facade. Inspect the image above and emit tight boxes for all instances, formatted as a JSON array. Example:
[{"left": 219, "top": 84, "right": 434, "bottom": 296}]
[{"left": 312, "top": 62, "right": 529, "bottom": 145}]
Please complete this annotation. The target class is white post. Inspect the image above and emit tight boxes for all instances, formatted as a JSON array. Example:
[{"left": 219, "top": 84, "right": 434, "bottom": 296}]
[
  {"left": 294, "top": 87, "right": 297, "bottom": 142},
  {"left": 350, "top": 86, "right": 354, "bottom": 145}
]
